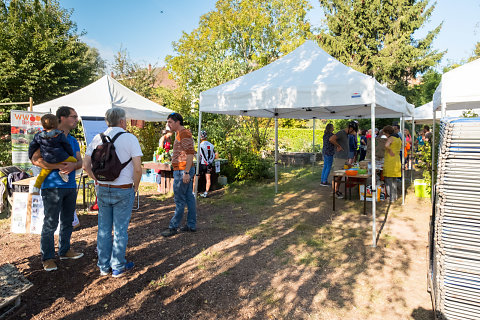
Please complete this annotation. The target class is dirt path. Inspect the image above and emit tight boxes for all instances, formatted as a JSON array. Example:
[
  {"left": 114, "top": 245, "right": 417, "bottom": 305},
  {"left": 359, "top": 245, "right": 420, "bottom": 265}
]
[{"left": 0, "top": 173, "right": 434, "bottom": 320}]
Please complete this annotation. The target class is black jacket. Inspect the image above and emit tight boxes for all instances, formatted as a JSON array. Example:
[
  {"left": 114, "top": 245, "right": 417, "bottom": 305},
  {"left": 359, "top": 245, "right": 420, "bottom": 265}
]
[{"left": 28, "top": 129, "right": 74, "bottom": 163}]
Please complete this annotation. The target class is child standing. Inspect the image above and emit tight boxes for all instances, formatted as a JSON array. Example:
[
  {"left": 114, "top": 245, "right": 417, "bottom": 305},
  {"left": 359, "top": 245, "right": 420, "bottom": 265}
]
[{"left": 28, "top": 114, "right": 77, "bottom": 190}]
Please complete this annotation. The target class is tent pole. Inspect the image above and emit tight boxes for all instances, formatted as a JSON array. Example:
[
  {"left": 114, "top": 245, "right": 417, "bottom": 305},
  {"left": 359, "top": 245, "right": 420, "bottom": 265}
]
[
  {"left": 411, "top": 119, "right": 415, "bottom": 183},
  {"left": 371, "top": 102, "right": 376, "bottom": 248},
  {"left": 401, "top": 115, "right": 405, "bottom": 205},
  {"left": 275, "top": 115, "right": 279, "bottom": 194},
  {"left": 432, "top": 109, "right": 436, "bottom": 203},
  {"left": 312, "top": 117, "right": 316, "bottom": 171},
  {"left": 195, "top": 111, "right": 203, "bottom": 205}
]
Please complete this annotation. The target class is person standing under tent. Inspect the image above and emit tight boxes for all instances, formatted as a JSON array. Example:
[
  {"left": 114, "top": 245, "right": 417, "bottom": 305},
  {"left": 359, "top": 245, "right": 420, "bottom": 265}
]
[
  {"left": 83, "top": 107, "right": 143, "bottom": 277},
  {"left": 30, "top": 106, "right": 84, "bottom": 272},
  {"left": 423, "top": 125, "right": 432, "bottom": 143},
  {"left": 156, "top": 125, "right": 173, "bottom": 192},
  {"left": 348, "top": 133, "right": 357, "bottom": 163},
  {"left": 194, "top": 130, "right": 216, "bottom": 198},
  {"left": 329, "top": 120, "right": 358, "bottom": 199},
  {"left": 404, "top": 128, "right": 412, "bottom": 169},
  {"left": 161, "top": 112, "right": 196, "bottom": 237},
  {"left": 382, "top": 125, "right": 402, "bottom": 201},
  {"left": 158, "top": 125, "right": 173, "bottom": 153},
  {"left": 320, "top": 123, "right": 335, "bottom": 186},
  {"left": 359, "top": 130, "right": 368, "bottom": 162}
]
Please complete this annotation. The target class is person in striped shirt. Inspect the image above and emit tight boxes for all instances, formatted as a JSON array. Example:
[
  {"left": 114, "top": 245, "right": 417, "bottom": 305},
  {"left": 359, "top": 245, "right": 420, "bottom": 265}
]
[{"left": 161, "top": 113, "right": 197, "bottom": 237}]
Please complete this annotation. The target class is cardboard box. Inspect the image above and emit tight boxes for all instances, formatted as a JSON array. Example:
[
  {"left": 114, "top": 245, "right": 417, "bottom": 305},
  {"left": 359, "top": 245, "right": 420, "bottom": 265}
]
[{"left": 359, "top": 185, "right": 384, "bottom": 202}]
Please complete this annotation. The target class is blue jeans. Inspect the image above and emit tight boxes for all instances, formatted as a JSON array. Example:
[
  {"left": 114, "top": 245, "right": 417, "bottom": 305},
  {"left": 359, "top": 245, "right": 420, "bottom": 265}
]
[
  {"left": 169, "top": 167, "right": 196, "bottom": 229},
  {"left": 97, "top": 186, "right": 135, "bottom": 272},
  {"left": 321, "top": 154, "right": 333, "bottom": 183},
  {"left": 41, "top": 188, "right": 76, "bottom": 261}
]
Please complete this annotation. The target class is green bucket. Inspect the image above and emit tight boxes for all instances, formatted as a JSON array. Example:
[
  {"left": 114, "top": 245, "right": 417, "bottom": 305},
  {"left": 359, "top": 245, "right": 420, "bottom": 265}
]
[{"left": 414, "top": 179, "right": 428, "bottom": 198}]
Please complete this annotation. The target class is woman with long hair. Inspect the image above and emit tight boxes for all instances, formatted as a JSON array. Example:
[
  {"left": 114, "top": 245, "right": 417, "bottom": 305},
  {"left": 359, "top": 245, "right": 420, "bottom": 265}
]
[{"left": 320, "top": 123, "right": 335, "bottom": 186}]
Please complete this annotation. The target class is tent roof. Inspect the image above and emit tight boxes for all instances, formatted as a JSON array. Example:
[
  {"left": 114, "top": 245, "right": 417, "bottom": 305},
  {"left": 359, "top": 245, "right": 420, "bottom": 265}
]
[
  {"left": 433, "top": 58, "right": 480, "bottom": 111},
  {"left": 33, "top": 75, "right": 173, "bottom": 121},
  {"left": 406, "top": 101, "right": 480, "bottom": 122},
  {"left": 200, "top": 40, "right": 412, "bottom": 119}
]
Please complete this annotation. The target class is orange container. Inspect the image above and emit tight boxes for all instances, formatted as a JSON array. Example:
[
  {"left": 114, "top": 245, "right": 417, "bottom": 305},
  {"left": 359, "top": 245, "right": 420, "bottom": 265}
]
[{"left": 345, "top": 169, "right": 358, "bottom": 176}]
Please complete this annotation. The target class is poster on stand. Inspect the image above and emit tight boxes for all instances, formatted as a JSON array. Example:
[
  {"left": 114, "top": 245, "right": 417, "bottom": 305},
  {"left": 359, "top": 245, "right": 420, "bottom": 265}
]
[
  {"left": 10, "top": 192, "right": 29, "bottom": 233},
  {"left": 81, "top": 116, "right": 108, "bottom": 145},
  {"left": 10, "top": 110, "right": 45, "bottom": 171},
  {"left": 29, "top": 194, "right": 45, "bottom": 234}
]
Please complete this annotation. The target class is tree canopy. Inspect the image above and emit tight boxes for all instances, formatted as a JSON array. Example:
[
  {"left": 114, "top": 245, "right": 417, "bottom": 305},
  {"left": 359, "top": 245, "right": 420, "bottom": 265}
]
[
  {"left": 0, "top": 0, "right": 105, "bottom": 104},
  {"left": 164, "top": 0, "right": 313, "bottom": 179},
  {"left": 318, "top": 0, "right": 444, "bottom": 90},
  {"left": 167, "top": 0, "right": 312, "bottom": 101}
]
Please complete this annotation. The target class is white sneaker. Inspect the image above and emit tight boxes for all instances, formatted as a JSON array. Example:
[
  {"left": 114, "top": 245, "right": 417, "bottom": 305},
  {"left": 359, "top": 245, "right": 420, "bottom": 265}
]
[
  {"left": 59, "top": 172, "right": 69, "bottom": 182},
  {"left": 200, "top": 192, "right": 208, "bottom": 198}
]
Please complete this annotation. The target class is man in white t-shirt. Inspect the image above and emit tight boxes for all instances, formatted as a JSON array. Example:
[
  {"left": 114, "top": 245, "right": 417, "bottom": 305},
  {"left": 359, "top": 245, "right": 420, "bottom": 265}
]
[
  {"left": 83, "top": 107, "right": 143, "bottom": 278},
  {"left": 195, "top": 130, "right": 216, "bottom": 198}
]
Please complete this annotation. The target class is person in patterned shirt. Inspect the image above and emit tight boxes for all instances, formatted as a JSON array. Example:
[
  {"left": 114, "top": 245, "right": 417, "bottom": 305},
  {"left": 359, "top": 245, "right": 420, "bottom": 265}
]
[{"left": 161, "top": 113, "right": 197, "bottom": 237}]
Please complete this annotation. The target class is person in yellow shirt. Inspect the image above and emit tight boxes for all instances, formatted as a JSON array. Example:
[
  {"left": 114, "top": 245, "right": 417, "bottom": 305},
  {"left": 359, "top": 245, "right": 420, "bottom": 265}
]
[{"left": 382, "top": 125, "right": 402, "bottom": 201}]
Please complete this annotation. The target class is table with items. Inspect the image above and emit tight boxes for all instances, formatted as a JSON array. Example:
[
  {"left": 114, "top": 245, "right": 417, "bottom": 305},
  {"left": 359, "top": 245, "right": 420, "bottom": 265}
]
[
  {"left": 332, "top": 169, "right": 371, "bottom": 215},
  {"left": 142, "top": 159, "right": 228, "bottom": 194}
]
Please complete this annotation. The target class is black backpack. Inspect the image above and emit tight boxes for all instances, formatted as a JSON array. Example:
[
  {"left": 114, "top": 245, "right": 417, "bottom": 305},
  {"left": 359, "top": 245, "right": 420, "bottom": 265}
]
[{"left": 91, "top": 132, "right": 132, "bottom": 181}]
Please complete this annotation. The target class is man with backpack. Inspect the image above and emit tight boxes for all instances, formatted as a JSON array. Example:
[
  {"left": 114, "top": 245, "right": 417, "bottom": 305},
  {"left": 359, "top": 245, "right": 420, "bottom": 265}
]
[
  {"left": 83, "top": 107, "right": 143, "bottom": 277},
  {"left": 30, "top": 106, "right": 84, "bottom": 272}
]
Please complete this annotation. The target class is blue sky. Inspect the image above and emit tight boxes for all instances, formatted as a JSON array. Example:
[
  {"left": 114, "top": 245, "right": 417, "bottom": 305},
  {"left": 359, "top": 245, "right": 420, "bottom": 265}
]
[{"left": 62, "top": 0, "right": 480, "bottom": 70}]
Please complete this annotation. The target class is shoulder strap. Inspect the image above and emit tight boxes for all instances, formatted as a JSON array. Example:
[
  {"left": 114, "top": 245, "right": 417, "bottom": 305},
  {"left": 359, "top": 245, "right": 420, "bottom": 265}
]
[
  {"left": 100, "top": 133, "right": 110, "bottom": 144},
  {"left": 111, "top": 131, "right": 127, "bottom": 144}
]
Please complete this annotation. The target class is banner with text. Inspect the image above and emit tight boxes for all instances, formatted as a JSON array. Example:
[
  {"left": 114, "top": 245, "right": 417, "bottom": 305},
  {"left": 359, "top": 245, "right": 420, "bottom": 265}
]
[{"left": 10, "top": 110, "right": 45, "bottom": 171}]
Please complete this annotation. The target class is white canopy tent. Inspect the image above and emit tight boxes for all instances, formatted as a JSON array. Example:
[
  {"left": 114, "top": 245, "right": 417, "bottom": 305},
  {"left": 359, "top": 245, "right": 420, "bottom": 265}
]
[
  {"left": 199, "top": 40, "right": 412, "bottom": 247},
  {"left": 433, "top": 58, "right": 480, "bottom": 115},
  {"left": 33, "top": 75, "right": 173, "bottom": 121},
  {"left": 430, "top": 58, "right": 480, "bottom": 201}
]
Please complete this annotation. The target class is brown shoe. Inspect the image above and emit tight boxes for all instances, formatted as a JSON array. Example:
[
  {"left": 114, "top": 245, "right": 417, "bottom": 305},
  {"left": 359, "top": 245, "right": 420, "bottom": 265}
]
[
  {"left": 59, "top": 249, "right": 84, "bottom": 260},
  {"left": 43, "top": 259, "right": 57, "bottom": 271}
]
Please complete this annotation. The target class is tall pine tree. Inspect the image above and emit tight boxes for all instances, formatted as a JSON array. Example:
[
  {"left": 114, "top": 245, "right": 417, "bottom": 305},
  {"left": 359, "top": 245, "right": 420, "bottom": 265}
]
[{"left": 317, "top": 0, "right": 444, "bottom": 91}]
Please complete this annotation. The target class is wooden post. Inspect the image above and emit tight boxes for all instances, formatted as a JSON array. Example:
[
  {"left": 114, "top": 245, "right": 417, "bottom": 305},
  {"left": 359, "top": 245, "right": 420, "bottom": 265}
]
[{"left": 29, "top": 97, "right": 33, "bottom": 111}]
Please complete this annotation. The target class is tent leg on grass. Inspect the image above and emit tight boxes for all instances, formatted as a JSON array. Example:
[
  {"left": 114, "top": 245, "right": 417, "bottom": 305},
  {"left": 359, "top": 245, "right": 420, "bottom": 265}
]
[
  {"left": 312, "top": 117, "right": 316, "bottom": 172},
  {"left": 371, "top": 102, "right": 377, "bottom": 248},
  {"left": 432, "top": 109, "right": 436, "bottom": 203},
  {"left": 195, "top": 111, "right": 203, "bottom": 205},
  {"left": 275, "top": 115, "right": 278, "bottom": 194},
  {"left": 401, "top": 114, "right": 405, "bottom": 205}
]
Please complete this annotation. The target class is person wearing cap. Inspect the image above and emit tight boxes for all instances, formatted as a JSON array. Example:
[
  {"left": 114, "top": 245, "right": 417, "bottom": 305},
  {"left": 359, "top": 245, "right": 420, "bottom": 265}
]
[
  {"left": 194, "top": 130, "right": 216, "bottom": 198},
  {"left": 329, "top": 120, "right": 358, "bottom": 199},
  {"left": 161, "top": 113, "right": 196, "bottom": 237}
]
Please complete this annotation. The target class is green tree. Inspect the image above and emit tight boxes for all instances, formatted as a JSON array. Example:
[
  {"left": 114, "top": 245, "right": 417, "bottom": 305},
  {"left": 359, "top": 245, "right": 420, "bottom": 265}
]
[
  {"left": 0, "top": 0, "right": 104, "bottom": 166},
  {"left": 166, "top": 0, "right": 312, "bottom": 180},
  {"left": 0, "top": 0, "right": 105, "bottom": 105},
  {"left": 468, "top": 41, "right": 480, "bottom": 62},
  {"left": 318, "top": 0, "right": 444, "bottom": 90},
  {"left": 409, "top": 68, "right": 441, "bottom": 107},
  {"left": 112, "top": 47, "right": 158, "bottom": 100}
]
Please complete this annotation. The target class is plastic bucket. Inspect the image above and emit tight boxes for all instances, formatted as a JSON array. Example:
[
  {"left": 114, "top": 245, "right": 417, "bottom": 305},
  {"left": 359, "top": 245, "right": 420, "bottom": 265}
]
[
  {"left": 414, "top": 179, "right": 428, "bottom": 198},
  {"left": 218, "top": 175, "right": 228, "bottom": 186}
]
